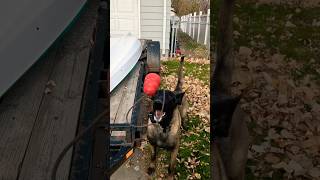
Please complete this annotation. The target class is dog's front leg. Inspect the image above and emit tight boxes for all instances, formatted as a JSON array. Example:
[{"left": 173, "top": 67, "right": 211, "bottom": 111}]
[
  {"left": 168, "top": 141, "right": 179, "bottom": 179},
  {"left": 148, "top": 144, "right": 157, "bottom": 175}
]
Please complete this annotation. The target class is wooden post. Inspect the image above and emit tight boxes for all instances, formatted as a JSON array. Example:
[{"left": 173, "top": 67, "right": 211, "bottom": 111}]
[
  {"left": 197, "top": 11, "right": 202, "bottom": 42},
  {"left": 204, "top": 9, "right": 210, "bottom": 45}
]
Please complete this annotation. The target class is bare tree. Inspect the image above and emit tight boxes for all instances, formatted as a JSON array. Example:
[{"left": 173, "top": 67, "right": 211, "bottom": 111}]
[{"left": 172, "top": 0, "right": 209, "bottom": 16}]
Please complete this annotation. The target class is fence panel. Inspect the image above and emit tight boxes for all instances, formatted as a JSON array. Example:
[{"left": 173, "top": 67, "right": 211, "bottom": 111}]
[{"left": 180, "top": 9, "right": 210, "bottom": 48}]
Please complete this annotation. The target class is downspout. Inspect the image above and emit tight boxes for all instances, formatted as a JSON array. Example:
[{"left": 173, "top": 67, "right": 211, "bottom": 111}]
[
  {"left": 162, "top": 0, "right": 167, "bottom": 56},
  {"left": 138, "top": 0, "right": 141, "bottom": 38}
]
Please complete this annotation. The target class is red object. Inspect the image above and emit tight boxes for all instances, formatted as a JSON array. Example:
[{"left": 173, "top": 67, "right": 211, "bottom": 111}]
[
  {"left": 143, "top": 73, "right": 161, "bottom": 96},
  {"left": 176, "top": 48, "right": 181, "bottom": 56}
]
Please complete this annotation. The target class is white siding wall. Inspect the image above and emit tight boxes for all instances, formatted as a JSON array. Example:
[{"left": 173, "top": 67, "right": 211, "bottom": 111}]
[
  {"left": 110, "top": 0, "right": 140, "bottom": 38},
  {"left": 140, "top": 0, "right": 171, "bottom": 56}
]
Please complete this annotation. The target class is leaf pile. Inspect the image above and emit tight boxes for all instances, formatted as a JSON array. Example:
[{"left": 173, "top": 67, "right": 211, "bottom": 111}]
[
  {"left": 184, "top": 57, "right": 210, "bottom": 65},
  {"left": 162, "top": 59, "right": 210, "bottom": 179},
  {"left": 230, "top": 2, "right": 320, "bottom": 179},
  {"left": 232, "top": 47, "right": 320, "bottom": 179},
  {"left": 249, "top": 0, "right": 320, "bottom": 8},
  {"left": 162, "top": 74, "right": 210, "bottom": 123}
]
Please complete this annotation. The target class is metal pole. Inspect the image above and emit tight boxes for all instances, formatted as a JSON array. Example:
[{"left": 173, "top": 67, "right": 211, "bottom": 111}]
[
  {"left": 170, "top": 20, "right": 174, "bottom": 57},
  {"left": 162, "top": 0, "right": 167, "bottom": 56},
  {"left": 174, "top": 23, "right": 178, "bottom": 57},
  {"left": 204, "top": 9, "right": 210, "bottom": 45}
]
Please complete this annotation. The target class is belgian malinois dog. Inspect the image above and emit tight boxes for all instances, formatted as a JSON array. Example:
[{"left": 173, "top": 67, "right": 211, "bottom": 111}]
[
  {"left": 212, "top": 95, "right": 250, "bottom": 180},
  {"left": 146, "top": 56, "right": 187, "bottom": 179},
  {"left": 211, "top": 0, "right": 250, "bottom": 178}
]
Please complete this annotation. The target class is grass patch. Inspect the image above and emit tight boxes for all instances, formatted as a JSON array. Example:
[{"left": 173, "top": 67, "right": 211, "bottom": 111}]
[
  {"left": 232, "top": 2, "right": 320, "bottom": 81},
  {"left": 176, "top": 116, "right": 210, "bottom": 180},
  {"left": 178, "top": 31, "right": 209, "bottom": 59},
  {"left": 212, "top": 1, "right": 320, "bottom": 82},
  {"left": 162, "top": 59, "right": 210, "bottom": 85}
]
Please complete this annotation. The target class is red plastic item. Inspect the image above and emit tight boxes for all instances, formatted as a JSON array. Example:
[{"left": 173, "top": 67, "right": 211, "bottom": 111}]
[{"left": 143, "top": 73, "right": 161, "bottom": 96}]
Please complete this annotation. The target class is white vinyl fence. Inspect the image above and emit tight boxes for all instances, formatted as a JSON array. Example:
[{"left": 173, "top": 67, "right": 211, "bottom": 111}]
[{"left": 180, "top": 9, "right": 210, "bottom": 48}]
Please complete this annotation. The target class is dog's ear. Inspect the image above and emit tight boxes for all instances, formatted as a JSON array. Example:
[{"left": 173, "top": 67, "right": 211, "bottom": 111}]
[{"left": 174, "top": 91, "right": 185, "bottom": 105}]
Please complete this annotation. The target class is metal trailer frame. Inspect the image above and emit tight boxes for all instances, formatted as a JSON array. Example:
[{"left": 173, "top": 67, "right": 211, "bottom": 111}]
[
  {"left": 109, "top": 40, "right": 160, "bottom": 175},
  {"left": 69, "top": 12, "right": 160, "bottom": 177},
  {"left": 69, "top": 1, "right": 108, "bottom": 180}
]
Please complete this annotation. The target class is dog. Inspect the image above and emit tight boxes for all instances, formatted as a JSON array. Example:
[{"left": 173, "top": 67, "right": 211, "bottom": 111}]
[
  {"left": 211, "top": 0, "right": 250, "bottom": 177},
  {"left": 212, "top": 95, "right": 250, "bottom": 180},
  {"left": 146, "top": 56, "right": 187, "bottom": 179}
]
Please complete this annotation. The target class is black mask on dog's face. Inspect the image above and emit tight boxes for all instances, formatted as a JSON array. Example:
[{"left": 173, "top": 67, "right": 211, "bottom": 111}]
[
  {"left": 212, "top": 95, "right": 240, "bottom": 138},
  {"left": 150, "top": 90, "right": 185, "bottom": 124}
]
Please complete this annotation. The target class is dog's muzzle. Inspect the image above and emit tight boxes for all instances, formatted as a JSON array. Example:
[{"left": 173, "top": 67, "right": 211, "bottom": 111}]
[
  {"left": 150, "top": 99, "right": 166, "bottom": 123},
  {"left": 149, "top": 110, "right": 166, "bottom": 123}
]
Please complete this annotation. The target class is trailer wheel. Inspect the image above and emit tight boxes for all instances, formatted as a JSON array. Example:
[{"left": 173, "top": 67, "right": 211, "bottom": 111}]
[{"left": 146, "top": 41, "right": 160, "bottom": 73}]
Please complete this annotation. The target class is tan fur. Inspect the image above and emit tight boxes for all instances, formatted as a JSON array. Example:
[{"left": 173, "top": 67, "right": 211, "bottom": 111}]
[
  {"left": 213, "top": 105, "right": 250, "bottom": 180},
  {"left": 147, "top": 57, "right": 187, "bottom": 179},
  {"left": 147, "top": 96, "right": 187, "bottom": 179}
]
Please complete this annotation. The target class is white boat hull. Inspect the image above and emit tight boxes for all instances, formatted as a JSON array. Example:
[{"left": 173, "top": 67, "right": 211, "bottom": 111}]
[
  {"left": 110, "top": 35, "right": 142, "bottom": 92},
  {"left": 0, "top": 0, "right": 87, "bottom": 97}
]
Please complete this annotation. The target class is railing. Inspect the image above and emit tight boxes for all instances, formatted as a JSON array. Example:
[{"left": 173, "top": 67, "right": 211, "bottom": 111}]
[{"left": 180, "top": 9, "right": 210, "bottom": 48}]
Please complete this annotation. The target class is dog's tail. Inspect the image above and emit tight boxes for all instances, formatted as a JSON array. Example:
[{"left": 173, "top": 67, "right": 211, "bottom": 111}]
[{"left": 175, "top": 56, "right": 185, "bottom": 92}]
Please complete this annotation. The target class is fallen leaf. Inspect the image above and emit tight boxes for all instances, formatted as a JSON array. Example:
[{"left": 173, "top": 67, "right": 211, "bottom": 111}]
[
  {"left": 264, "top": 153, "right": 281, "bottom": 164},
  {"left": 308, "top": 167, "right": 320, "bottom": 178}
]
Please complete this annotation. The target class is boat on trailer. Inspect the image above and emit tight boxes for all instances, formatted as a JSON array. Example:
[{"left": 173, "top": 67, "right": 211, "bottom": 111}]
[
  {"left": 110, "top": 35, "right": 143, "bottom": 92},
  {"left": 0, "top": 0, "right": 87, "bottom": 97}
]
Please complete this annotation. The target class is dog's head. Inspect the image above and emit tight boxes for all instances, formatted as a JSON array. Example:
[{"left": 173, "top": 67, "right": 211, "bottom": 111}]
[
  {"left": 212, "top": 95, "right": 241, "bottom": 138},
  {"left": 150, "top": 90, "right": 185, "bottom": 123}
]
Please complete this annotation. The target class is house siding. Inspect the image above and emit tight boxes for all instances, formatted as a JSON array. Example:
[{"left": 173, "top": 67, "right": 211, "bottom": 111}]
[{"left": 140, "top": 0, "right": 171, "bottom": 56}]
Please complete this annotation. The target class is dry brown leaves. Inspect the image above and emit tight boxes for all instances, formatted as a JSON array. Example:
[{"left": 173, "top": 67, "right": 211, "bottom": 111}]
[
  {"left": 184, "top": 57, "right": 210, "bottom": 65},
  {"left": 246, "top": 0, "right": 320, "bottom": 8},
  {"left": 231, "top": 47, "right": 320, "bottom": 179},
  {"left": 162, "top": 74, "right": 210, "bottom": 124}
]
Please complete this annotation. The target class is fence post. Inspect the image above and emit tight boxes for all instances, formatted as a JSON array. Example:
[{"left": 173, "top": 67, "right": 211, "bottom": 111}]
[
  {"left": 188, "top": 14, "right": 192, "bottom": 36},
  {"left": 181, "top": 16, "right": 183, "bottom": 32},
  {"left": 204, "top": 9, "right": 210, "bottom": 45},
  {"left": 197, "top": 11, "right": 202, "bottom": 42},
  {"left": 179, "top": 16, "right": 184, "bottom": 32},
  {"left": 181, "top": 16, "right": 184, "bottom": 32},
  {"left": 184, "top": 16, "right": 186, "bottom": 33},
  {"left": 174, "top": 24, "right": 178, "bottom": 56},
  {"left": 193, "top": 12, "right": 196, "bottom": 39},
  {"left": 185, "top": 15, "right": 187, "bottom": 33}
]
